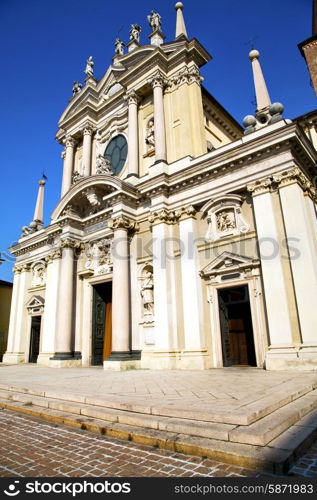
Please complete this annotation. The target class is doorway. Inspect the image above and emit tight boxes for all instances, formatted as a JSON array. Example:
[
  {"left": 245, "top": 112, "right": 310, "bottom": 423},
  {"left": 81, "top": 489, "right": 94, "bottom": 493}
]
[
  {"left": 218, "top": 285, "right": 256, "bottom": 367},
  {"left": 92, "top": 282, "right": 112, "bottom": 366},
  {"left": 29, "top": 316, "right": 41, "bottom": 363}
]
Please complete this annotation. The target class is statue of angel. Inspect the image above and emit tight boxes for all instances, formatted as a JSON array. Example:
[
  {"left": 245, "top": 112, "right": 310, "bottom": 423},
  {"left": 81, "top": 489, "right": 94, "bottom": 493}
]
[
  {"left": 147, "top": 11, "right": 162, "bottom": 32},
  {"left": 84, "top": 56, "right": 94, "bottom": 77}
]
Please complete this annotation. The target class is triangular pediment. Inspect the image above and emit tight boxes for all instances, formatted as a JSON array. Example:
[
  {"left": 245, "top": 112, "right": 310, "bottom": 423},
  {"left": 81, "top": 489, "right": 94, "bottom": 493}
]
[
  {"left": 200, "top": 252, "right": 258, "bottom": 277},
  {"left": 26, "top": 295, "right": 45, "bottom": 309}
]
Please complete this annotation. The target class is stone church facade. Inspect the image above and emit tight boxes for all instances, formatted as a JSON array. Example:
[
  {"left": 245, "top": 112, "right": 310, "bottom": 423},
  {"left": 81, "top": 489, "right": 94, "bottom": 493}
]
[{"left": 4, "top": 4, "right": 317, "bottom": 371}]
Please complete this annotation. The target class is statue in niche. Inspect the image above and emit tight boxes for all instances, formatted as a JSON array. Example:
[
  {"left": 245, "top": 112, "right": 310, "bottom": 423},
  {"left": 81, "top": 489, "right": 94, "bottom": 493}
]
[
  {"left": 84, "top": 56, "right": 94, "bottom": 77},
  {"left": 217, "top": 211, "right": 236, "bottom": 232},
  {"left": 147, "top": 11, "right": 162, "bottom": 32},
  {"left": 96, "top": 154, "right": 112, "bottom": 175},
  {"left": 32, "top": 264, "right": 45, "bottom": 287},
  {"left": 115, "top": 38, "right": 125, "bottom": 56},
  {"left": 72, "top": 81, "right": 82, "bottom": 96},
  {"left": 145, "top": 118, "right": 155, "bottom": 150},
  {"left": 130, "top": 24, "right": 141, "bottom": 43},
  {"left": 141, "top": 271, "right": 154, "bottom": 315}
]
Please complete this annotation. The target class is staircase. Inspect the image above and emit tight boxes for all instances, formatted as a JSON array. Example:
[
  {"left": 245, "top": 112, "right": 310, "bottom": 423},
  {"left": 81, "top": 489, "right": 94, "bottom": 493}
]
[{"left": 0, "top": 379, "right": 316, "bottom": 474}]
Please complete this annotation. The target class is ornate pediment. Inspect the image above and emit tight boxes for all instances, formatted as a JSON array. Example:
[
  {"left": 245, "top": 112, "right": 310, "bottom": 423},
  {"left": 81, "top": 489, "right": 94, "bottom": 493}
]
[
  {"left": 200, "top": 252, "right": 259, "bottom": 279},
  {"left": 26, "top": 295, "right": 45, "bottom": 314}
]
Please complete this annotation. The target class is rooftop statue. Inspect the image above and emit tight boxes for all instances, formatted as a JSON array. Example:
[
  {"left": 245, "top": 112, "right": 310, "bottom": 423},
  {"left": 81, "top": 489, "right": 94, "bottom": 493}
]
[
  {"left": 84, "top": 56, "right": 94, "bottom": 77},
  {"left": 130, "top": 24, "right": 141, "bottom": 43},
  {"left": 115, "top": 38, "right": 125, "bottom": 56},
  {"left": 147, "top": 10, "right": 162, "bottom": 32}
]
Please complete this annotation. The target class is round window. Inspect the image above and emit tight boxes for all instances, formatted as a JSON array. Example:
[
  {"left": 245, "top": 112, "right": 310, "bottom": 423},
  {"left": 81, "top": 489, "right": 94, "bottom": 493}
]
[{"left": 104, "top": 135, "right": 128, "bottom": 175}]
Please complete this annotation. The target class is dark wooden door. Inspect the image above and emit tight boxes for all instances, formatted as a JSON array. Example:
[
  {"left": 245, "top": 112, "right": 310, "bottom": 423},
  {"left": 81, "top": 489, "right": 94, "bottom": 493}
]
[
  {"left": 92, "top": 287, "right": 106, "bottom": 365},
  {"left": 29, "top": 316, "right": 41, "bottom": 363},
  {"left": 219, "top": 295, "right": 232, "bottom": 367}
]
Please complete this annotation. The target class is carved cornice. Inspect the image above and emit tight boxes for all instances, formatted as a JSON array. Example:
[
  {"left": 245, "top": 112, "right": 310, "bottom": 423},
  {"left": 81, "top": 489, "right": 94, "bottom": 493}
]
[
  {"left": 149, "top": 208, "right": 181, "bottom": 226},
  {"left": 108, "top": 216, "right": 136, "bottom": 231},
  {"left": 124, "top": 89, "right": 140, "bottom": 105},
  {"left": 247, "top": 178, "right": 272, "bottom": 197}
]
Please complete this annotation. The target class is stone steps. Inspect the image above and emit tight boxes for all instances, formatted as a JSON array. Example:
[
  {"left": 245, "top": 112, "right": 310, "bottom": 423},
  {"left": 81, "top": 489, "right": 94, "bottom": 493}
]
[{"left": 0, "top": 384, "right": 317, "bottom": 474}]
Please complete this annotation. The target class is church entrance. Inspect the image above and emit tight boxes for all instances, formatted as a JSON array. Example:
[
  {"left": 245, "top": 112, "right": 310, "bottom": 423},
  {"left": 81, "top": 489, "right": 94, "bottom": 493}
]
[
  {"left": 218, "top": 285, "right": 256, "bottom": 367},
  {"left": 29, "top": 316, "right": 41, "bottom": 363},
  {"left": 92, "top": 282, "right": 112, "bottom": 366}
]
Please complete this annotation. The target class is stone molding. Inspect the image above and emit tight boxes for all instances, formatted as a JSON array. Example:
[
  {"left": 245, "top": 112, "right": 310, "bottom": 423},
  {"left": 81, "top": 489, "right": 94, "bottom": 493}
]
[
  {"left": 149, "top": 208, "right": 181, "bottom": 226},
  {"left": 108, "top": 216, "right": 136, "bottom": 231}
]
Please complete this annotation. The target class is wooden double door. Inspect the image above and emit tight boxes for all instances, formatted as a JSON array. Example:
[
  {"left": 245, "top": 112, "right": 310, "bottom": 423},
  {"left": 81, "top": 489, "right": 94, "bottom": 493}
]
[
  {"left": 218, "top": 285, "right": 256, "bottom": 367},
  {"left": 92, "top": 282, "right": 112, "bottom": 366}
]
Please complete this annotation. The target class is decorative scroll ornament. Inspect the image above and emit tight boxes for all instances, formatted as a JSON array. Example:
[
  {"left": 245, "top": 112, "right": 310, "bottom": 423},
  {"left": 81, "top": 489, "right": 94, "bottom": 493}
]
[{"left": 148, "top": 209, "right": 181, "bottom": 226}]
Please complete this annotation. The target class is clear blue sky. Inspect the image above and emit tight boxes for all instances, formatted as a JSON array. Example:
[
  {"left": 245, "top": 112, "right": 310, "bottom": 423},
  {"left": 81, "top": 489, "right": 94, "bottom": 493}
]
[{"left": 0, "top": 0, "right": 315, "bottom": 282}]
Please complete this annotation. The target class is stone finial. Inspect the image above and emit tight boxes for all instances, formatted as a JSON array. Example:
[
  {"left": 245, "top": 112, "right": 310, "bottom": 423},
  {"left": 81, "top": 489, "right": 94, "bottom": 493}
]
[
  {"left": 175, "top": 2, "right": 188, "bottom": 39},
  {"left": 21, "top": 178, "right": 46, "bottom": 236},
  {"left": 72, "top": 81, "right": 82, "bottom": 96},
  {"left": 248, "top": 49, "right": 271, "bottom": 113}
]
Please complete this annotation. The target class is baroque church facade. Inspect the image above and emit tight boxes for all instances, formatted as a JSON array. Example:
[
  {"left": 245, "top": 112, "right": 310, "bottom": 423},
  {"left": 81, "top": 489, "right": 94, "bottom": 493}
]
[{"left": 4, "top": 3, "right": 317, "bottom": 371}]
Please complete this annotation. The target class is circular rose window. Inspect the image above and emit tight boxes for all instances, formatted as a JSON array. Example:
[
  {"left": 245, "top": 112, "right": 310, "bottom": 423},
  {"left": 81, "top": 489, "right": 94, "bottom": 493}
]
[{"left": 104, "top": 135, "right": 128, "bottom": 175}]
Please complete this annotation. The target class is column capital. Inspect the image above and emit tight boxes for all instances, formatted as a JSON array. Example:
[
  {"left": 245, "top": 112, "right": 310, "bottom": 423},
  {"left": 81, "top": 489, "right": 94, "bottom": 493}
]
[
  {"left": 179, "top": 205, "right": 197, "bottom": 221},
  {"left": 82, "top": 122, "right": 95, "bottom": 136},
  {"left": 59, "top": 238, "right": 83, "bottom": 250},
  {"left": 109, "top": 215, "right": 136, "bottom": 231},
  {"left": 273, "top": 168, "right": 315, "bottom": 195},
  {"left": 247, "top": 177, "right": 272, "bottom": 196},
  {"left": 149, "top": 208, "right": 181, "bottom": 226},
  {"left": 150, "top": 71, "right": 167, "bottom": 89},
  {"left": 64, "top": 135, "right": 77, "bottom": 148},
  {"left": 45, "top": 249, "right": 62, "bottom": 264},
  {"left": 13, "top": 263, "right": 30, "bottom": 274},
  {"left": 124, "top": 89, "right": 140, "bottom": 105}
]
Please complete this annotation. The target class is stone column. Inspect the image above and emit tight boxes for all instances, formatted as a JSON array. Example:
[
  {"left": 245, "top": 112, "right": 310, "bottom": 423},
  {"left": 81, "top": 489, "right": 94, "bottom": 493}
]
[
  {"left": 82, "top": 123, "right": 94, "bottom": 177},
  {"left": 104, "top": 216, "right": 139, "bottom": 370},
  {"left": 38, "top": 250, "right": 62, "bottom": 365},
  {"left": 275, "top": 169, "right": 317, "bottom": 345},
  {"left": 179, "top": 207, "right": 204, "bottom": 352},
  {"left": 151, "top": 72, "right": 167, "bottom": 162},
  {"left": 3, "top": 264, "right": 30, "bottom": 364},
  {"left": 50, "top": 239, "right": 80, "bottom": 366},
  {"left": 247, "top": 179, "right": 295, "bottom": 348},
  {"left": 126, "top": 90, "right": 139, "bottom": 177},
  {"left": 61, "top": 136, "right": 76, "bottom": 197},
  {"left": 150, "top": 209, "right": 179, "bottom": 351}
]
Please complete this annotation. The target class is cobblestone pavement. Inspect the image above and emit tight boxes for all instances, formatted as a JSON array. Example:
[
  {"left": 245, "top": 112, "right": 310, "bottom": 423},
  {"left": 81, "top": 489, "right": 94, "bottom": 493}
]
[
  {"left": 0, "top": 409, "right": 262, "bottom": 478},
  {"left": 0, "top": 409, "right": 316, "bottom": 478}
]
